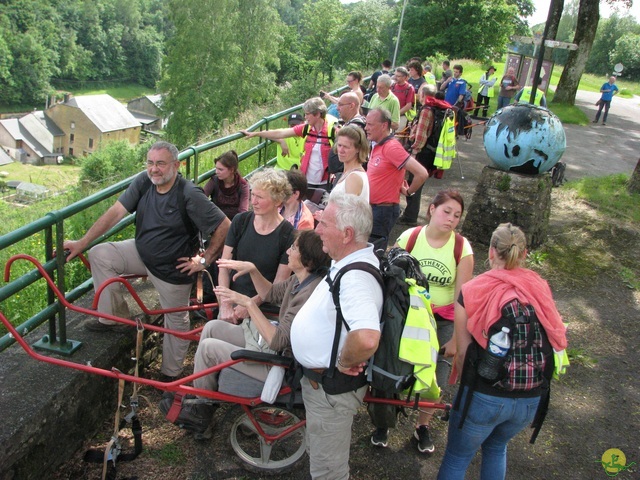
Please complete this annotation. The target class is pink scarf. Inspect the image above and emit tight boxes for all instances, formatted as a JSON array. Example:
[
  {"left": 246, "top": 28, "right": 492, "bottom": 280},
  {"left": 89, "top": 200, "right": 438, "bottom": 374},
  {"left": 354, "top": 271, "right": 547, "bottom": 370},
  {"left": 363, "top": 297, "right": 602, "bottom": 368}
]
[{"left": 461, "top": 268, "right": 568, "bottom": 351}]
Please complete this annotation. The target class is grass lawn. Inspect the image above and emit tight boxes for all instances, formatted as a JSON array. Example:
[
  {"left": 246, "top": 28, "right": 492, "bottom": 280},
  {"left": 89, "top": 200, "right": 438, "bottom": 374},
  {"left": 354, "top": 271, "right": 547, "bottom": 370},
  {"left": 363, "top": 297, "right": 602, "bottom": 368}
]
[
  {"left": 445, "top": 58, "right": 618, "bottom": 124},
  {"left": 0, "top": 162, "right": 81, "bottom": 192},
  {"left": 69, "top": 83, "right": 156, "bottom": 102}
]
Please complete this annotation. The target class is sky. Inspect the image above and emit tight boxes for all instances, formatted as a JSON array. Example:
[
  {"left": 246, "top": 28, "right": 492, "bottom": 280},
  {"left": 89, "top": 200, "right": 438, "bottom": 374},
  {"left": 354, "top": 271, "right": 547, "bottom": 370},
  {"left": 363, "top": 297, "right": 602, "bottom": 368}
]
[
  {"left": 341, "top": 0, "right": 640, "bottom": 25},
  {"left": 528, "top": 0, "right": 640, "bottom": 25}
]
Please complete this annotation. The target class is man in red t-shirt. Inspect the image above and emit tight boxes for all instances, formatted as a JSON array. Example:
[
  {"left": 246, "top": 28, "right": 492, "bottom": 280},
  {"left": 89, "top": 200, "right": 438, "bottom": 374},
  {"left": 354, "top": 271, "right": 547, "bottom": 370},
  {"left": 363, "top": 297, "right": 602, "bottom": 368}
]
[
  {"left": 365, "top": 108, "right": 428, "bottom": 251},
  {"left": 391, "top": 66, "right": 416, "bottom": 133}
]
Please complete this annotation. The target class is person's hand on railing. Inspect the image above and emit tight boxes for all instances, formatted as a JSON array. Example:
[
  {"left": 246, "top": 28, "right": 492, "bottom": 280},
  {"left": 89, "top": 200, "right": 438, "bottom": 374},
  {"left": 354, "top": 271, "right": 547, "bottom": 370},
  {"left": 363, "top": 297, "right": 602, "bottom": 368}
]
[
  {"left": 240, "top": 129, "right": 260, "bottom": 139},
  {"left": 62, "top": 239, "right": 87, "bottom": 262}
]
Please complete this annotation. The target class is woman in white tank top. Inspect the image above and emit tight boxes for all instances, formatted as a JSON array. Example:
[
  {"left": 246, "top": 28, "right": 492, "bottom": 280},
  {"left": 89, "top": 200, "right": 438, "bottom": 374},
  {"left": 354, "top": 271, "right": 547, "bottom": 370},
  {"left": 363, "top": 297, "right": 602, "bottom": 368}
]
[{"left": 331, "top": 124, "right": 370, "bottom": 202}]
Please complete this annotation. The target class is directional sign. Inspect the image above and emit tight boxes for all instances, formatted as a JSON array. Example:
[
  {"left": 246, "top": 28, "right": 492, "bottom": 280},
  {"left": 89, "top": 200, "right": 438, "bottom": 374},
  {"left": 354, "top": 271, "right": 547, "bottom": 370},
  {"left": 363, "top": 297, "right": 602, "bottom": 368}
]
[{"left": 510, "top": 36, "right": 578, "bottom": 50}]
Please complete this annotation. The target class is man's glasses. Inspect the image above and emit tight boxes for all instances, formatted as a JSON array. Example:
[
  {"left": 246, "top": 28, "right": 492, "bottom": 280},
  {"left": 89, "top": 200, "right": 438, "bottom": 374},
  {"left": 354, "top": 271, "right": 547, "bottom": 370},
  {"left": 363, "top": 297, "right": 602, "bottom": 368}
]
[{"left": 146, "top": 160, "right": 173, "bottom": 168}]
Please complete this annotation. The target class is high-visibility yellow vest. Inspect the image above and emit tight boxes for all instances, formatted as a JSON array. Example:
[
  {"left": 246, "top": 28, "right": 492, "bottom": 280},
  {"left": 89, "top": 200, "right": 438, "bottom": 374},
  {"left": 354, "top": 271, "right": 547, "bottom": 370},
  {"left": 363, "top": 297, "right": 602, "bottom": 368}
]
[
  {"left": 434, "top": 112, "right": 456, "bottom": 170},
  {"left": 520, "top": 87, "right": 544, "bottom": 106},
  {"left": 398, "top": 280, "right": 440, "bottom": 398},
  {"left": 424, "top": 72, "right": 436, "bottom": 85},
  {"left": 478, "top": 74, "right": 497, "bottom": 98}
]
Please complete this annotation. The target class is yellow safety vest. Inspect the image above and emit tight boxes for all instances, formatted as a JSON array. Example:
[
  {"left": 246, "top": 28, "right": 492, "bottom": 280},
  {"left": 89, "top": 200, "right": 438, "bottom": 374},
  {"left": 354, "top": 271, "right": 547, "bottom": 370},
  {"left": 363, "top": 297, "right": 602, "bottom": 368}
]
[
  {"left": 275, "top": 136, "right": 304, "bottom": 170},
  {"left": 434, "top": 111, "right": 456, "bottom": 170},
  {"left": 398, "top": 280, "right": 440, "bottom": 398},
  {"left": 479, "top": 74, "right": 497, "bottom": 98},
  {"left": 520, "top": 87, "right": 544, "bottom": 106},
  {"left": 424, "top": 73, "right": 436, "bottom": 86}
]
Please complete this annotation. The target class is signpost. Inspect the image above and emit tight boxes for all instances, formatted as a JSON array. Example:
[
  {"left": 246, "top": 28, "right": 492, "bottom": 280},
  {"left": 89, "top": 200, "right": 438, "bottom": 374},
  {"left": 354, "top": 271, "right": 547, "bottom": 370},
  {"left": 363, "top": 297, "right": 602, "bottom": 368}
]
[{"left": 509, "top": 26, "right": 578, "bottom": 105}]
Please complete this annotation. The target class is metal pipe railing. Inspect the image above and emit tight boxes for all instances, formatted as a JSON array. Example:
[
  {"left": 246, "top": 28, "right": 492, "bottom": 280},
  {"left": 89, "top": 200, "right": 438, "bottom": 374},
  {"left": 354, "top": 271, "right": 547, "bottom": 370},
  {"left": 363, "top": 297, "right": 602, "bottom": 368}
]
[{"left": 0, "top": 81, "right": 358, "bottom": 353}]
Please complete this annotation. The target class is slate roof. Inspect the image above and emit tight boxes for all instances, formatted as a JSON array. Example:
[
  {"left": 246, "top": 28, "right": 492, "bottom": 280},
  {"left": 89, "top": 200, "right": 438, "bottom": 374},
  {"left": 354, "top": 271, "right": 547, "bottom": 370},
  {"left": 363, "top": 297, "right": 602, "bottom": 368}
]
[
  {"left": 0, "top": 115, "right": 53, "bottom": 158},
  {"left": 66, "top": 94, "right": 140, "bottom": 133}
]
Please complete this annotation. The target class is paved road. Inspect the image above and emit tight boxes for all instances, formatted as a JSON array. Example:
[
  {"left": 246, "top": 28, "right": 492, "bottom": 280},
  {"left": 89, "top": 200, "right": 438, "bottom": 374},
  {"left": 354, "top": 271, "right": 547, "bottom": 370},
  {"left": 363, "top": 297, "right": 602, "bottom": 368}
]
[
  {"left": 567, "top": 90, "right": 640, "bottom": 179},
  {"left": 392, "top": 89, "right": 640, "bottom": 244}
]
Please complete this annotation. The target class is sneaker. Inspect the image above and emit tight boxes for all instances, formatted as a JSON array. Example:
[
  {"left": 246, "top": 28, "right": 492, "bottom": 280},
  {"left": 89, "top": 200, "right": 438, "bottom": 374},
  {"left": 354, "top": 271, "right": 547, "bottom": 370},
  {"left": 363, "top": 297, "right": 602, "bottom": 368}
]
[
  {"left": 84, "top": 319, "right": 129, "bottom": 333},
  {"left": 414, "top": 425, "right": 435, "bottom": 453},
  {"left": 602, "top": 122, "right": 606, "bottom": 126},
  {"left": 159, "top": 393, "right": 215, "bottom": 438},
  {"left": 370, "top": 427, "right": 389, "bottom": 448},
  {"left": 592, "top": 120, "right": 598, "bottom": 123}
]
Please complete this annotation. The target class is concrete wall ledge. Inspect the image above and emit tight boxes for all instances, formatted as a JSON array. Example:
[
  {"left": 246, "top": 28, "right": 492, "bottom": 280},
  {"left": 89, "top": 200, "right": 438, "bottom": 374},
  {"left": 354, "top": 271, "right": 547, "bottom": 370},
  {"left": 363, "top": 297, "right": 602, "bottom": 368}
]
[{"left": 0, "top": 280, "right": 162, "bottom": 480}]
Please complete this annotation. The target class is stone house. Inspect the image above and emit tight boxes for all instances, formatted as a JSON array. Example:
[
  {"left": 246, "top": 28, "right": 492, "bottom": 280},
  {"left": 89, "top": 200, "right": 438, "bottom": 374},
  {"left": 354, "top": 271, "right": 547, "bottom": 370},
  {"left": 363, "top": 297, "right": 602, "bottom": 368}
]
[
  {"left": 45, "top": 94, "right": 141, "bottom": 157},
  {"left": 127, "top": 94, "right": 166, "bottom": 132},
  {"left": 0, "top": 111, "right": 65, "bottom": 165}
]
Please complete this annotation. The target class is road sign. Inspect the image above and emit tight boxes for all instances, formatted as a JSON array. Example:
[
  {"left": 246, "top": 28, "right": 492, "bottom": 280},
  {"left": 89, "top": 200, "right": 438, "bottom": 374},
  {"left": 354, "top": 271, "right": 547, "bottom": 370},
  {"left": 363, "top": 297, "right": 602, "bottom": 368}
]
[{"left": 510, "top": 36, "right": 578, "bottom": 50}]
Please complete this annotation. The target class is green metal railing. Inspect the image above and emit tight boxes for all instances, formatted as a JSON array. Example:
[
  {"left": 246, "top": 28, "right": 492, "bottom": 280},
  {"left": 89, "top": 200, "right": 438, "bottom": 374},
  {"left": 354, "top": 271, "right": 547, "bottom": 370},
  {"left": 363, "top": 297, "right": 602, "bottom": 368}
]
[{"left": 0, "top": 85, "right": 353, "bottom": 354}]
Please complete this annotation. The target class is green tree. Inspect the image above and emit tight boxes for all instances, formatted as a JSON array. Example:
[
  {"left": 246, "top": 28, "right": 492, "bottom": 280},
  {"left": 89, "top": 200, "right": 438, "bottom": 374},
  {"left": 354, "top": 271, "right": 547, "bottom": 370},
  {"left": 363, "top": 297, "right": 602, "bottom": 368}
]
[
  {"left": 401, "top": 0, "right": 519, "bottom": 62},
  {"left": 553, "top": 0, "right": 600, "bottom": 104},
  {"left": 80, "top": 141, "right": 147, "bottom": 184},
  {"left": 161, "top": 0, "right": 282, "bottom": 147},
  {"left": 611, "top": 32, "right": 640, "bottom": 80},
  {"left": 299, "top": 0, "right": 345, "bottom": 84},
  {"left": 586, "top": 14, "right": 640, "bottom": 76},
  {"left": 334, "top": 0, "right": 395, "bottom": 71}
]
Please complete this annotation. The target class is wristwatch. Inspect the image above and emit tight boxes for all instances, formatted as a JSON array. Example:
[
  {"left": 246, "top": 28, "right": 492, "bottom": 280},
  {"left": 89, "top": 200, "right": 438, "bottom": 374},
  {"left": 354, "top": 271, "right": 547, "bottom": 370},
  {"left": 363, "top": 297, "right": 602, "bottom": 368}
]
[{"left": 199, "top": 256, "right": 210, "bottom": 268}]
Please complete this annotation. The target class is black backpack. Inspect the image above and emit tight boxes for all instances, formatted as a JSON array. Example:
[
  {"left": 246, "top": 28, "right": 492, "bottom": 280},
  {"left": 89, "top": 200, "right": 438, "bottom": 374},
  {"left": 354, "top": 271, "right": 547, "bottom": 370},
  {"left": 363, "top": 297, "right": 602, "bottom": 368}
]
[
  {"left": 414, "top": 106, "right": 452, "bottom": 170},
  {"left": 327, "top": 248, "right": 431, "bottom": 394}
]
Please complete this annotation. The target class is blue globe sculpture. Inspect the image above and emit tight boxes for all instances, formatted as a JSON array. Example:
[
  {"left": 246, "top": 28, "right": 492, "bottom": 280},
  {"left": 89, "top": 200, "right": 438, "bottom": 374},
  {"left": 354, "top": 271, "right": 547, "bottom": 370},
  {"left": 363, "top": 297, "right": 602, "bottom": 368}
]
[{"left": 483, "top": 104, "right": 566, "bottom": 175}]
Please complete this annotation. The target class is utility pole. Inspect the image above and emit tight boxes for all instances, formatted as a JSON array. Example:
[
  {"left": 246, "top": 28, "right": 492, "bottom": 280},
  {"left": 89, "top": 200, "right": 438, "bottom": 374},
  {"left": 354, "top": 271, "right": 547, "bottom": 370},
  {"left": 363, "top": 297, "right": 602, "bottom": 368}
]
[{"left": 392, "top": 0, "right": 409, "bottom": 69}]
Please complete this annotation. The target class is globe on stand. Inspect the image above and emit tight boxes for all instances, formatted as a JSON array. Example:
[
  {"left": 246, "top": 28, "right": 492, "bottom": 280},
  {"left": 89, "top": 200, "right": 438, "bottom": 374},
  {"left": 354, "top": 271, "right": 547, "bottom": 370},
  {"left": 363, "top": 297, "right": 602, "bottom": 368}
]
[{"left": 483, "top": 104, "right": 566, "bottom": 175}]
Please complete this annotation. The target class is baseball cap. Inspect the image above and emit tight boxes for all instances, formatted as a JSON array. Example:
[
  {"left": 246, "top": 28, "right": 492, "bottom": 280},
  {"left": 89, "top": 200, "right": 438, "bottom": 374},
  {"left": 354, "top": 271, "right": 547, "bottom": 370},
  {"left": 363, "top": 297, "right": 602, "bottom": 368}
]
[{"left": 288, "top": 113, "right": 304, "bottom": 125}]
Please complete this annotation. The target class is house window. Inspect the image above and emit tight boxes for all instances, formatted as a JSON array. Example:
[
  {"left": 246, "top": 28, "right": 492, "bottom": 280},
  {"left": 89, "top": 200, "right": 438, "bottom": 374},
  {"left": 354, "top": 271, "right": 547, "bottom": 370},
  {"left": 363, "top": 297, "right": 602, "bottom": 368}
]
[
  {"left": 88, "top": 138, "right": 94, "bottom": 149},
  {"left": 70, "top": 133, "right": 74, "bottom": 145},
  {"left": 69, "top": 148, "right": 74, "bottom": 156},
  {"left": 71, "top": 122, "right": 75, "bottom": 129}
]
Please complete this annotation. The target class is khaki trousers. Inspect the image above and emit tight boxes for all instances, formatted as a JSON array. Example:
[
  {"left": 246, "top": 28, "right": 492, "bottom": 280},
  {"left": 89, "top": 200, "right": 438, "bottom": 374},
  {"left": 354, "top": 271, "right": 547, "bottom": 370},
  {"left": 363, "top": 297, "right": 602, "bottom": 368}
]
[
  {"left": 301, "top": 377, "right": 367, "bottom": 480},
  {"left": 89, "top": 239, "right": 192, "bottom": 376}
]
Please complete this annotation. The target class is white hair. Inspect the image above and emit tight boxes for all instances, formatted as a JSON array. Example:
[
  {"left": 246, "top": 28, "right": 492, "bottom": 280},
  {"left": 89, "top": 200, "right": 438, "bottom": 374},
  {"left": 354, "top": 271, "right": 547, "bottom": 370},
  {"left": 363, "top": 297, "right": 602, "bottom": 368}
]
[{"left": 327, "top": 190, "right": 372, "bottom": 243}]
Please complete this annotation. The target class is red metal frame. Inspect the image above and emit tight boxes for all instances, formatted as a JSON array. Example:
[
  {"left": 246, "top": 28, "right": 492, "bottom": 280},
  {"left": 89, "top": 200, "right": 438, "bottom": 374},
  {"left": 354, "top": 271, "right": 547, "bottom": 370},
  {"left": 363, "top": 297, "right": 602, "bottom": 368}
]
[{"left": 2, "top": 253, "right": 450, "bottom": 450}]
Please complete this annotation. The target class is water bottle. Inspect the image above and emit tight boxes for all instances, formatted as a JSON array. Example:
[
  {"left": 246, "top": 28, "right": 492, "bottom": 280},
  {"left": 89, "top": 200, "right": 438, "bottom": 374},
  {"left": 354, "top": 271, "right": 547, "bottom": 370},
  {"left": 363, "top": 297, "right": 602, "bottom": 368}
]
[{"left": 477, "top": 327, "right": 511, "bottom": 381}]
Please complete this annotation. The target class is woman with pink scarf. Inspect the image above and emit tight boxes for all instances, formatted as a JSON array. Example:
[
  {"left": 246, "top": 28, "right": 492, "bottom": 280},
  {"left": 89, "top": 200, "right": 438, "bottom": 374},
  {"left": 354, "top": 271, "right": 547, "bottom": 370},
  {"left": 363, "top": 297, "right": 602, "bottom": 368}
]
[{"left": 438, "top": 223, "right": 568, "bottom": 480}]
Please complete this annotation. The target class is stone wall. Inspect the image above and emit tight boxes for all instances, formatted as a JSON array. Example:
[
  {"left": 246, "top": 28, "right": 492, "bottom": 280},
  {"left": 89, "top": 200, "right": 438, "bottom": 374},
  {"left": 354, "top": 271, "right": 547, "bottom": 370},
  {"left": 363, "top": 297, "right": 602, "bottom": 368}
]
[
  {"left": 0, "top": 282, "right": 162, "bottom": 480},
  {"left": 461, "top": 166, "right": 552, "bottom": 248}
]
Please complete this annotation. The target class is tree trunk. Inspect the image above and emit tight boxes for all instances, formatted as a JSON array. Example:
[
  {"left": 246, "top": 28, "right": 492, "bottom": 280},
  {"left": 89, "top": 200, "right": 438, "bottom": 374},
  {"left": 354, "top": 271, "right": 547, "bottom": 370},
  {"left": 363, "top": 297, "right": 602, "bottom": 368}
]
[
  {"left": 628, "top": 158, "right": 640, "bottom": 194},
  {"left": 546, "top": 0, "right": 565, "bottom": 41},
  {"left": 552, "top": 0, "right": 599, "bottom": 105}
]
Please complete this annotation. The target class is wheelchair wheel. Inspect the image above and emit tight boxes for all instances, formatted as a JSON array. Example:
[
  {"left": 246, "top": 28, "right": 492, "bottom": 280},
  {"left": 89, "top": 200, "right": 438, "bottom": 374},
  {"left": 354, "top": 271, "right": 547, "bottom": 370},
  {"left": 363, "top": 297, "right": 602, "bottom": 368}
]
[{"left": 229, "top": 405, "right": 306, "bottom": 474}]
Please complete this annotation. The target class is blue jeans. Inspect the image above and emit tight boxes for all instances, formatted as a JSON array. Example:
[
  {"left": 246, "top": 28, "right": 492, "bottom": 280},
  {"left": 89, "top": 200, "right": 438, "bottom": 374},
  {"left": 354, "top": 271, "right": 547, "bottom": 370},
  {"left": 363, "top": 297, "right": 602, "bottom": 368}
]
[
  {"left": 369, "top": 204, "right": 400, "bottom": 252},
  {"left": 497, "top": 96, "right": 511, "bottom": 110},
  {"left": 437, "top": 387, "right": 541, "bottom": 480}
]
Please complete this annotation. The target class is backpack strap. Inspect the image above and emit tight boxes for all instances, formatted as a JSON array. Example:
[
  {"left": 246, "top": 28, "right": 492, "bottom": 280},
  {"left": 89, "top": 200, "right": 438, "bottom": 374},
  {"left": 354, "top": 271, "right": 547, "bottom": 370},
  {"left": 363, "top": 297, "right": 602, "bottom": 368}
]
[
  {"left": 528, "top": 315, "right": 555, "bottom": 444},
  {"left": 406, "top": 228, "right": 463, "bottom": 267},
  {"left": 325, "top": 262, "right": 383, "bottom": 379},
  {"left": 137, "top": 175, "right": 200, "bottom": 250},
  {"left": 405, "top": 226, "right": 423, "bottom": 253},
  {"left": 453, "top": 232, "right": 464, "bottom": 265}
]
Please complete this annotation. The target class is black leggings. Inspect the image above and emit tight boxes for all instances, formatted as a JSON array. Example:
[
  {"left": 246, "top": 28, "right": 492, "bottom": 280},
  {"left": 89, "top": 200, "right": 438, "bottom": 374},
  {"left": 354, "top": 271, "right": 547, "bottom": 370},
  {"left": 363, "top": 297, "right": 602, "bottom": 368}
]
[{"left": 474, "top": 93, "right": 490, "bottom": 117}]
